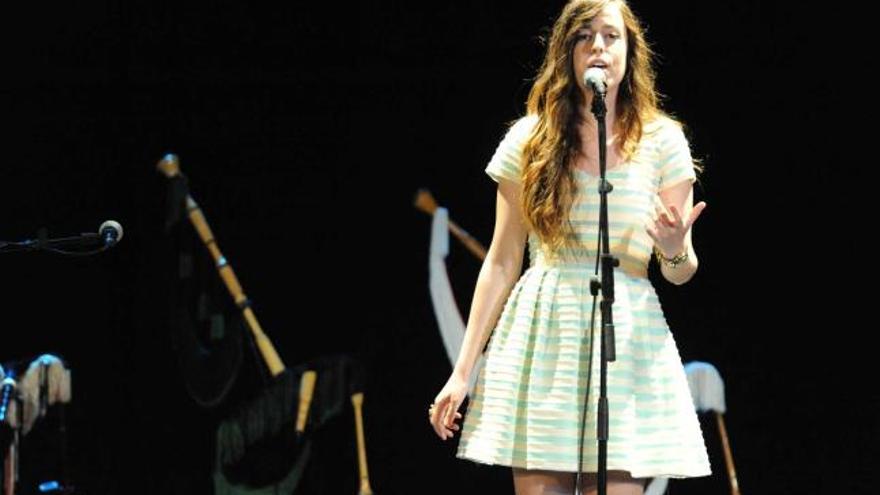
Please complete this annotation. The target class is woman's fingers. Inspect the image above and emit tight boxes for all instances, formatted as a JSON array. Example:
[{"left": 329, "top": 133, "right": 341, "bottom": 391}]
[
  {"left": 667, "top": 204, "right": 683, "bottom": 225},
  {"left": 684, "top": 202, "right": 707, "bottom": 230},
  {"left": 647, "top": 201, "right": 706, "bottom": 260},
  {"left": 442, "top": 402, "right": 463, "bottom": 439},
  {"left": 429, "top": 395, "right": 464, "bottom": 440},
  {"left": 429, "top": 396, "right": 447, "bottom": 438},
  {"left": 645, "top": 223, "right": 659, "bottom": 243},
  {"left": 444, "top": 399, "right": 458, "bottom": 428},
  {"left": 652, "top": 199, "right": 676, "bottom": 226}
]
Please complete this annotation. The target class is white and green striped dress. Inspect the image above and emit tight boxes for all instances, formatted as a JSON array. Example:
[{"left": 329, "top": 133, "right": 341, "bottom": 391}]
[{"left": 457, "top": 115, "right": 711, "bottom": 479}]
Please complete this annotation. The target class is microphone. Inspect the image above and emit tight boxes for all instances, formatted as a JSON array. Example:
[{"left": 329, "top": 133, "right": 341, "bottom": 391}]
[
  {"left": 99, "top": 220, "right": 124, "bottom": 247},
  {"left": 583, "top": 67, "right": 607, "bottom": 96}
]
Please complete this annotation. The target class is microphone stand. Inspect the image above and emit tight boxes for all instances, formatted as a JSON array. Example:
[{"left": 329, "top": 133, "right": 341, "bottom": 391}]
[
  {"left": 588, "top": 87, "right": 618, "bottom": 495},
  {"left": 0, "top": 229, "right": 106, "bottom": 256}
]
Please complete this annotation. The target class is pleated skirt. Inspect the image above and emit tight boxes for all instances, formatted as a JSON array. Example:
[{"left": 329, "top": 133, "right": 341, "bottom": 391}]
[{"left": 457, "top": 265, "right": 710, "bottom": 479}]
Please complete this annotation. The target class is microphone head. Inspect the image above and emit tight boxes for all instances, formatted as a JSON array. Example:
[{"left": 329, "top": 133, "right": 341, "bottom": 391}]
[
  {"left": 583, "top": 67, "right": 607, "bottom": 95},
  {"left": 99, "top": 220, "right": 124, "bottom": 245}
]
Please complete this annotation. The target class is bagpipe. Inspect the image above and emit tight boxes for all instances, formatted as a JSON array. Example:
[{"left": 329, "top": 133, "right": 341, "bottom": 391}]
[
  {"left": 159, "top": 155, "right": 373, "bottom": 494},
  {"left": 0, "top": 355, "right": 73, "bottom": 495}
]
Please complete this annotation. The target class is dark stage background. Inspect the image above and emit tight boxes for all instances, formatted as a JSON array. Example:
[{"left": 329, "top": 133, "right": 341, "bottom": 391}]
[{"left": 0, "top": 1, "right": 871, "bottom": 494}]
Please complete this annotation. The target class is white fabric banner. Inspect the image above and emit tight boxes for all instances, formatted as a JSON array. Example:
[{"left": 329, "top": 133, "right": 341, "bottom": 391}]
[{"left": 429, "top": 207, "right": 482, "bottom": 395}]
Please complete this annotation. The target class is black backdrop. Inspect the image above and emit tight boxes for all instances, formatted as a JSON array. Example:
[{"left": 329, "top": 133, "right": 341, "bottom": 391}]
[{"left": 0, "top": 1, "right": 872, "bottom": 494}]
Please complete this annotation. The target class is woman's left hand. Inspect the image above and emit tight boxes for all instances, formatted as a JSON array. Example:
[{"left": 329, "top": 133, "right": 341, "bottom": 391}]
[{"left": 646, "top": 201, "right": 706, "bottom": 257}]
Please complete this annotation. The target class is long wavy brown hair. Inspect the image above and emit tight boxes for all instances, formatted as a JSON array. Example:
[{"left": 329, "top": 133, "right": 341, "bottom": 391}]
[{"left": 521, "top": 0, "right": 663, "bottom": 254}]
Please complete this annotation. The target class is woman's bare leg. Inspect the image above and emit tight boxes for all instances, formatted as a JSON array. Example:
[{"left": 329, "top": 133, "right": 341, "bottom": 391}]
[
  {"left": 578, "top": 471, "right": 645, "bottom": 495},
  {"left": 513, "top": 468, "right": 573, "bottom": 495},
  {"left": 513, "top": 469, "right": 645, "bottom": 495}
]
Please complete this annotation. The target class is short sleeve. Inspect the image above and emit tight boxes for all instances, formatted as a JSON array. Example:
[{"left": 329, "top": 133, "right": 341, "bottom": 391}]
[
  {"left": 485, "top": 115, "right": 538, "bottom": 184},
  {"left": 657, "top": 121, "right": 697, "bottom": 191}
]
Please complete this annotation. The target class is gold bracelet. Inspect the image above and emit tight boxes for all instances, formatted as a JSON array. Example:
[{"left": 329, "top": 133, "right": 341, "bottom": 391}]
[{"left": 654, "top": 247, "right": 689, "bottom": 268}]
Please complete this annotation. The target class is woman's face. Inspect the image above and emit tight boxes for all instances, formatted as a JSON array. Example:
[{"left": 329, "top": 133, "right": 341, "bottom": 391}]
[{"left": 572, "top": 3, "right": 628, "bottom": 99}]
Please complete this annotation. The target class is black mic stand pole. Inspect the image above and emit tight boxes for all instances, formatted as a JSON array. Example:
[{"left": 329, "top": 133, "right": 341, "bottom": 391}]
[{"left": 588, "top": 87, "right": 618, "bottom": 495}]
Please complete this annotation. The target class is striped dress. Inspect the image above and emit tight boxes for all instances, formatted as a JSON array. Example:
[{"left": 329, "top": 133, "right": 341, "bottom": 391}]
[{"left": 457, "top": 115, "right": 711, "bottom": 478}]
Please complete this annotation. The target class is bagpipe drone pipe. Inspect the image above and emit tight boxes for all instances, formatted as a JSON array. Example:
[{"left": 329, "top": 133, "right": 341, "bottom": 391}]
[{"left": 159, "top": 155, "right": 373, "bottom": 494}]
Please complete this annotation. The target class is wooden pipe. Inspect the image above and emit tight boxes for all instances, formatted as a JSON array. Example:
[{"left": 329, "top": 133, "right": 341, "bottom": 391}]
[
  {"left": 715, "top": 412, "right": 741, "bottom": 495},
  {"left": 413, "top": 188, "right": 487, "bottom": 260},
  {"left": 156, "top": 154, "right": 286, "bottom": 377},
  {"left": 295, "top": 371, "right": 317, "bottom": 434},
  {"left": 350, "top": 392, "right": 373, "bottom": 495}
]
